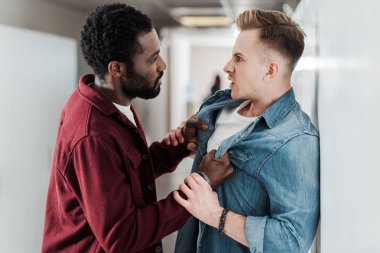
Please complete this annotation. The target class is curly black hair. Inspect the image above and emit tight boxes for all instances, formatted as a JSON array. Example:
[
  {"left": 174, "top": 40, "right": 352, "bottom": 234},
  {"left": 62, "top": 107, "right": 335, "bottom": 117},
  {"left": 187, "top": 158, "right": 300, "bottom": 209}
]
[{"left": 80, "top": 3, "right": 153, "bottom": 79}]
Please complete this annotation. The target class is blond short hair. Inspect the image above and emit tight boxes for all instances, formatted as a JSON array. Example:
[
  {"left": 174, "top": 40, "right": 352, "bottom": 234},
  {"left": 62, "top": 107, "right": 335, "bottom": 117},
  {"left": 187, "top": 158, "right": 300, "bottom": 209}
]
[{"left": 237, "top": 9, "right": 306, "bottom": 70}]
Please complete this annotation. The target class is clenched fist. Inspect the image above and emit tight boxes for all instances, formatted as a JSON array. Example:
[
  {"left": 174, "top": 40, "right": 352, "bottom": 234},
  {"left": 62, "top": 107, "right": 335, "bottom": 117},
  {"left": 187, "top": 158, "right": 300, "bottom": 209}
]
[{"left": 198, "top": 149, "right": 234, "bottom": 189}]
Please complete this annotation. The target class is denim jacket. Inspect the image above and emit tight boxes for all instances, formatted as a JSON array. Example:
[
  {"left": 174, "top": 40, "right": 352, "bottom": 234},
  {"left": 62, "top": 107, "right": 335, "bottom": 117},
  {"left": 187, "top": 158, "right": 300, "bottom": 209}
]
[{"left": 175, "top": 88, "right": 320, "bottom": 253}]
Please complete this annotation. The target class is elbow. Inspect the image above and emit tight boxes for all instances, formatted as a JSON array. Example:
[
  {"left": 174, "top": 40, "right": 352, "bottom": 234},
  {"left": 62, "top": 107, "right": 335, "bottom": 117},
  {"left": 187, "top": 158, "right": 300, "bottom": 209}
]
[{"left": 278, "top": 223, "right": 303, "bottom": 253}]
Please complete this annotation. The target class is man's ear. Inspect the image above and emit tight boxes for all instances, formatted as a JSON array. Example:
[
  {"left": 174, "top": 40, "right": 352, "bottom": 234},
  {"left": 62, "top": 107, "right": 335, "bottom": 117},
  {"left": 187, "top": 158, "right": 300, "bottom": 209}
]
[
  {"left": 263, "top": 61, "right": 279, "bottom": 81},
  {"left": 107, "top": 61, "right": 127, "bottom": 78}
]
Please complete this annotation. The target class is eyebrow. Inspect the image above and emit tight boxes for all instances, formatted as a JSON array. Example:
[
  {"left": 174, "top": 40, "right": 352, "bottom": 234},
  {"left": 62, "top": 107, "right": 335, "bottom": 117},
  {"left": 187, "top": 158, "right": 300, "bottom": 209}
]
[
  {"left": 233, "top": 52, "right": 244, "bottom": 58},
  {"left": 150, "top": 50, "right": 160, "bottom": 58}
]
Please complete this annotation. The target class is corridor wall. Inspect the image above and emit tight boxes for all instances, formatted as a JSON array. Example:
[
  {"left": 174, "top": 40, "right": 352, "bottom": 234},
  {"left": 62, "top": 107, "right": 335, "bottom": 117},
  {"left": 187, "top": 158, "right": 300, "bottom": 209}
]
[
  {"left": 0, "top": 24, "right": 76, "bottom": 252},
  {"left": 294, "top": 0, "right": 380, "bottom": 252}
]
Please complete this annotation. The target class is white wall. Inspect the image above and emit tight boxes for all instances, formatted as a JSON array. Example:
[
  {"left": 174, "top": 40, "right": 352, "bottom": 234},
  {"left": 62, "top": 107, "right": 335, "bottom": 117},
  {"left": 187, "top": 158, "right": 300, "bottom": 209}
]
[
  {"left": 190, "top": 46, "right": 231, "bottom": 112},
  {"left": 0, "top": 24, "right": 76, "bottom": 253},
  {"left": 0, "top": 0, "right": 91, "bottom": 77},
  {"left": 294, "top": 0, "right": 380, "bottom": 252},
  {"left": 163, "top": 27, "right": 235, "bottom": 128}
]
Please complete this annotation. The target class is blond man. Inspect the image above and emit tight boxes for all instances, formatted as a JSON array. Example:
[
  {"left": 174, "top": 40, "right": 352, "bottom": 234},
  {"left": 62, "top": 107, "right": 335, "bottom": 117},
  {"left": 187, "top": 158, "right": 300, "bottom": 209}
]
[{"left": 173, "top": 9, "right": 319, "bottom": 253}]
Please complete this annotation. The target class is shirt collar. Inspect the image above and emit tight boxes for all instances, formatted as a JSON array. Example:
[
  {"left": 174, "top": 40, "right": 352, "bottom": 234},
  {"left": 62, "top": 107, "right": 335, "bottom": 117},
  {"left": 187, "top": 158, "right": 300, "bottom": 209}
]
[
  {"left": 77, "top": 74, "right": 118, "bottom": 116},
  {"left": 261, "top": 87, "right": 296, "bottom": 129}
]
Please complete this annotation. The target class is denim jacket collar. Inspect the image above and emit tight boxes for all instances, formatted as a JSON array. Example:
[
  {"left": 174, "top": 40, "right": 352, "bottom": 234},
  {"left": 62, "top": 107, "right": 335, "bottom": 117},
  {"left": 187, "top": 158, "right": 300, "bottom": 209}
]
[
  {"left": 201, "top": 87, "right": 296, "bottom": 130},
  {"left": 261, "top": 88, "right": 296, "bottom": 129}
]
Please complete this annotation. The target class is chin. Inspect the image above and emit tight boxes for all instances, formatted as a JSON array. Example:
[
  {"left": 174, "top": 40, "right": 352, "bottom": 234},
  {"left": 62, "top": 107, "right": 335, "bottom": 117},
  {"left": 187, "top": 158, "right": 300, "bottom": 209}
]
[{"left": 230, "top": 90, "right": 240, "bottom": 100}]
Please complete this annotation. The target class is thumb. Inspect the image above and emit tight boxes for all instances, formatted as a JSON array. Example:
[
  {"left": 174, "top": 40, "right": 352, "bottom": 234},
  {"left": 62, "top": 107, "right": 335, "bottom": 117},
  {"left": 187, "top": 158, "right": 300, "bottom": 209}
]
[
  {"left": 220, "top": 150, "right": 230, "bottom": 162},
  {"left": 187, "top": 143, "right": 197, "bottom": 152},
  {"left": 207, "top": 149, "right": 217, "bottom": 158}
]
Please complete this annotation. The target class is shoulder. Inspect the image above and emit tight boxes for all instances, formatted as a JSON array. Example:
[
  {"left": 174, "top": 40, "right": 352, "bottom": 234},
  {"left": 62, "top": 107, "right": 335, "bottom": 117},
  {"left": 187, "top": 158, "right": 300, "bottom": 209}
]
[
  {"left": 290, "top": 103, "right": 319, "bottom": 136},
  {"left": 268, "top": 103, "right": 319, "bottom": 142}
]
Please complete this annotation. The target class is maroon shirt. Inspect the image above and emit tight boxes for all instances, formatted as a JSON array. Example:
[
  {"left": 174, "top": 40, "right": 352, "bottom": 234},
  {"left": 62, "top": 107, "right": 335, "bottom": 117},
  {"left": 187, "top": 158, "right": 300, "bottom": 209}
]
[{"left": 42, "top": 74, "right": 191, "bottom": 253}]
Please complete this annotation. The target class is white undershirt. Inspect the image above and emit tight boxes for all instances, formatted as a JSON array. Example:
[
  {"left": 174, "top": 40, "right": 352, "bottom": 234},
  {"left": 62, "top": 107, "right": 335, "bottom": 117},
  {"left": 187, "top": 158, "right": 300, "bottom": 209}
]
[
  {"left": 113, "top": 103, "right": 137, "bottom": 126},
  {"left": 207, "top": 100, "right": 257, "bottom": 152}
]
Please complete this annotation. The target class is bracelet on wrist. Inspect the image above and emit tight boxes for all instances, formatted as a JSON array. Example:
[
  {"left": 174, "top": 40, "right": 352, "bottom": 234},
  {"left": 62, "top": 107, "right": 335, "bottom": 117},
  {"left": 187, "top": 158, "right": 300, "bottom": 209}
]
[
  {"left": 196, "top": 171, "right": 211, "bottom": 186},
  {"left": 218, "top": 208, "right": 229, "bottom": 235}
]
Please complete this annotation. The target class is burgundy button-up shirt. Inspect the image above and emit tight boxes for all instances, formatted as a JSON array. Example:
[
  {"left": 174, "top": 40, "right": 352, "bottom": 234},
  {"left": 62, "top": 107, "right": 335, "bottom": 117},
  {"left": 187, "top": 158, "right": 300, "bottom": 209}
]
[{"left": 42, "top": 74, "right": 191, "bottom": 252}]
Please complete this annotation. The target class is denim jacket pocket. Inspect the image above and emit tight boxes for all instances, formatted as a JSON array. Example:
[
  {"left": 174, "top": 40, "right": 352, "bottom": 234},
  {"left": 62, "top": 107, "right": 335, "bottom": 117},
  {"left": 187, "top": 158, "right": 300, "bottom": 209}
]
[{"left": 229, "top": 146, "right": 253, "bottom": 172}]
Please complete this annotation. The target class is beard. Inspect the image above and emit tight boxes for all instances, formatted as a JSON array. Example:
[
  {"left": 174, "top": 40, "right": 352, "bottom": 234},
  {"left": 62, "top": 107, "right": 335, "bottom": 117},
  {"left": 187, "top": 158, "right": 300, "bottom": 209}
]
[{"left": 121, "top": 67, "right": 164, "bottom": 100}]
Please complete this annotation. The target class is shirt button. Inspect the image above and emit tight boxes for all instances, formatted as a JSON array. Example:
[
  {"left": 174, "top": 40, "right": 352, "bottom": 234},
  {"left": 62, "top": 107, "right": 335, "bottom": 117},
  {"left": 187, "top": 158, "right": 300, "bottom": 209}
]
[
  {"left": 155, "top": 246, "right": 162, "bottom": 252},
  {"left": 147, "top": 183, "right": 155, "bottom": 191},
  {"left": 142, "top": 154, "right": 149, "bottom": 160}
]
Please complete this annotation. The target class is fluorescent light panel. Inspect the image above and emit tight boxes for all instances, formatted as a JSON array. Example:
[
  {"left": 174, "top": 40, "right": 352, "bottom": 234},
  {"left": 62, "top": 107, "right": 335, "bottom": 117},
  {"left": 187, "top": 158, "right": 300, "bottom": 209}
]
[{"left": 179, "top": 16, "right": 233, "bottom": 27}]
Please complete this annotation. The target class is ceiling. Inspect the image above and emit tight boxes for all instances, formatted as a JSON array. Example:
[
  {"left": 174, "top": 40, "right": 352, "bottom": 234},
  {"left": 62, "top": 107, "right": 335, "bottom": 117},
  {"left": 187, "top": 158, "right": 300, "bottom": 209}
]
[{"left": 45, "top": 0, "right": 300, "bottom": 29}]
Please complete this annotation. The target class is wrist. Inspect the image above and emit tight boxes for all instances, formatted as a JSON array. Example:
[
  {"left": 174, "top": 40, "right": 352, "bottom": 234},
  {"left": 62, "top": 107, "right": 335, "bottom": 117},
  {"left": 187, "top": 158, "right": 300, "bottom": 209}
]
[
  {"left": 197, "top": 171, "right": 211, "bottom": 186},
  {"left": 218, "top": 208, "right": 229, "bottom": 235},
  {"left": 209, "top": 206, "right": 224, "bottom": 228}
]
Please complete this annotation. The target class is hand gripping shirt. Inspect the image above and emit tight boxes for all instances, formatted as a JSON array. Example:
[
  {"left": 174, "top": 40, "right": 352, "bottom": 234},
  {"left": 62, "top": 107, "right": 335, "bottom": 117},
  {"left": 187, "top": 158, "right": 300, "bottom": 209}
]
[{"left": 175, "top": 88, "right": 320, "bottom": 253}]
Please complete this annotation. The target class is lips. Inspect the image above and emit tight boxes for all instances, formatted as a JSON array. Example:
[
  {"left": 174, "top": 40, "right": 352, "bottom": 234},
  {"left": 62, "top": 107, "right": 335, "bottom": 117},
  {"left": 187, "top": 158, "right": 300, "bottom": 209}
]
[
  {"left": 155, "top": 71, "right": 164, "bottom": 85},
  {"left": 228, "top": 75, "right": 235, "bottom": 85}
]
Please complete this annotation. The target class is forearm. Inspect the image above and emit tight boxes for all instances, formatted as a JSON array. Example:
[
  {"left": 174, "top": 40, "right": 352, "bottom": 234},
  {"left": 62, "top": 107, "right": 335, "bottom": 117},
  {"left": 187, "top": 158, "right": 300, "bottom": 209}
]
[
  {"left": 110, "top": 193, "right": 190, "bottom": 251},
  {"left": 209, "top": 209, "right": 303, "bottom": 252},
  {"left": 206, "top": 208, "right": 248, "bottom": 247},
  {"left": 224, "top": 211, "right": 249, "bottom": 246},
  {"left": 82, "top": 191, "right": 190, "bottom": 252},
  {"left": 149, "top": 140, "right": 190, "bottom": 178}
]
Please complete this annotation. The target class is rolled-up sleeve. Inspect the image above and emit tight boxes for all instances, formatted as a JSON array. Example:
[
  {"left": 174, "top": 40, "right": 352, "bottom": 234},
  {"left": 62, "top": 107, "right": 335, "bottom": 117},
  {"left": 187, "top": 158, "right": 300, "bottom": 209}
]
[
  {"left": 244, "top": 134, "right": 320, "bottom": 253},
  {"left": 245, "top": 216, "right": 268, "bottom": 253}
]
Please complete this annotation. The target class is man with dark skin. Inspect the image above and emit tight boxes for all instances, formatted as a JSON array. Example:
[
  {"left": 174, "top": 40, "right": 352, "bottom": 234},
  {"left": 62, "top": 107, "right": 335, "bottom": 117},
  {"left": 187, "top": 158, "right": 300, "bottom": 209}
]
[{"left": 41, "top": 4, "right": 233, "bottom": 253}]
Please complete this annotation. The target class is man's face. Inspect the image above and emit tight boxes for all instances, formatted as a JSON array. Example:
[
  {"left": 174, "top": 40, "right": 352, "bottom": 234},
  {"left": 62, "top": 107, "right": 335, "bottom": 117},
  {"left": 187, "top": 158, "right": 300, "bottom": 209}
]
[
  {"left": 223, "top": 29, "right": 268, "bottom": 100},
  {"left": 121, "top": 29, "right": 166, "bottom": 99}
]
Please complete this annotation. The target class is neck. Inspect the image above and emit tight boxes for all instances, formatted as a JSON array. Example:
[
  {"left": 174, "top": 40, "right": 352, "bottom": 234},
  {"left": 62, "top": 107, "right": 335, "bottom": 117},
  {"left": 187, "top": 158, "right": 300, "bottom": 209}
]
[
  {"left": 240, "top": 85, "right": 291, "bottom": 117},
  {"left": 93, "top": 75, "right": 132, "bottom": 106}
]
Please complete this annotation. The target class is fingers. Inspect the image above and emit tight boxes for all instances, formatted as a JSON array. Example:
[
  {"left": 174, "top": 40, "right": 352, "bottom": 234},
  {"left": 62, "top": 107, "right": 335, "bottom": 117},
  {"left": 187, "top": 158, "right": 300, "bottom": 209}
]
[
  {"left": 184, "top": 175, "right": 198, "bottom": 189},
  {"left": 169, "top": 130, "right": 178, "bottom": 145},
  {"left": 164, "top": 130, "right": 177, "bottom": 146},
  {"left": 164, "top": 127, "right": 185, "bottom": 146},
  {"left": 175, "top": 126, "right": 185, "bottom": 143},
  {"left": 187, "top": 143, "right": 198, "bottom": 152},
  {"left": 219, "top": 150, "right": 230, "bottom": 163},
  {"left": 191, "top": 173, "right": 210, "bottom": 187},
  {"left": 180, "top": 120, "right": 186, "bottom": 129},
  {"left": 206, "top": 149, "right": 217, "bottom": 158},
  {"left": 186, "top": 118, "right": 208, "bottom": 130},
  {"left": 163, "top": 120, "right": 187, "bottom": 146},
  {"left": 164, "top": 133, "right": 171, "bottom": 145},
  {"left": 179, "top": 181, "right": 192, "bottom": 197},
  {"left": 173, "top": 191, "right": 189, "bottom": 208}
]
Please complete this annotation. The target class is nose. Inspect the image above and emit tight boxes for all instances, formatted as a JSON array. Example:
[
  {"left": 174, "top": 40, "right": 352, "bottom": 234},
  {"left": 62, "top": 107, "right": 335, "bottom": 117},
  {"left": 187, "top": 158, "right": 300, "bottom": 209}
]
[
  {"left": 223, "top": 58, "right": 233, "bottom": 74},
  {"left": 157, "top": 55, "right": 166, "bottom": 72}
]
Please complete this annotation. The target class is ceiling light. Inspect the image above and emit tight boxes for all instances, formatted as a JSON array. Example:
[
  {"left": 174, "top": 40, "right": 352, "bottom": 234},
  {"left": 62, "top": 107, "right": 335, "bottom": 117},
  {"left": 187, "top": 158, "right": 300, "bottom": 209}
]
[{"left": 179, "top": 16, "right": 233, "bottom": 27}]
